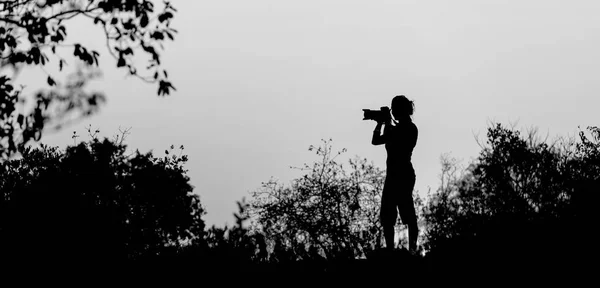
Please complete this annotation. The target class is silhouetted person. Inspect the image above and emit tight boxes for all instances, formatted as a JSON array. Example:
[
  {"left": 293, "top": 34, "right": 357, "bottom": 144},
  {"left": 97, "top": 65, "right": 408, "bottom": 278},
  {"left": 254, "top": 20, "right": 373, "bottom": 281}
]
[{"left": 371, "top": 95, "right": 418, "bottom": 252}]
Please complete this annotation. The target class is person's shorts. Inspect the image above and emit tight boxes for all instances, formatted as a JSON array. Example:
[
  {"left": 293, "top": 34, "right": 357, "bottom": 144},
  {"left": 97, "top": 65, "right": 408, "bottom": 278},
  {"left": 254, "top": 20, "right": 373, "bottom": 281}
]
[{"left": 381, "top": 167, "right": 416, "bottom": 224}]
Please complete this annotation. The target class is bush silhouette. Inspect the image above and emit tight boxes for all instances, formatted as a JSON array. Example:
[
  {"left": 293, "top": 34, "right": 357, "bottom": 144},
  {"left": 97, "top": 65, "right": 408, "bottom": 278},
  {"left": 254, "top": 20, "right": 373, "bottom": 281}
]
[
  {"left": 247, "top": 139, "right": 428, "bottom": 261},
  {"left": 422, "top": 123, "right": 599, "bottom": 275},
  {"left": 0, "top": 132, "right": 204, "bottom": 264},
  {"left": 247, "top": 139, "right": 384, "bottom": 261}
]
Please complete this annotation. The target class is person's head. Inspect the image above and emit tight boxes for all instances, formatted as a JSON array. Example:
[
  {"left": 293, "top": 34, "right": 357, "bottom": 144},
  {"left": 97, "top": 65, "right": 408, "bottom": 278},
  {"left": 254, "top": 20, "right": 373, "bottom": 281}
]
[{"left": 391, "top": 95, "right": 414, "bottom": 120}]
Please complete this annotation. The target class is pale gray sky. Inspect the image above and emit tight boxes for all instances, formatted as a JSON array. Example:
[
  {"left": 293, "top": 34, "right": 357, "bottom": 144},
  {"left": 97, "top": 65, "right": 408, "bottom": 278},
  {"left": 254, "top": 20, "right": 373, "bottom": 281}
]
[{"left": 18, "top": 0, "right": 600, "bottom": 226}]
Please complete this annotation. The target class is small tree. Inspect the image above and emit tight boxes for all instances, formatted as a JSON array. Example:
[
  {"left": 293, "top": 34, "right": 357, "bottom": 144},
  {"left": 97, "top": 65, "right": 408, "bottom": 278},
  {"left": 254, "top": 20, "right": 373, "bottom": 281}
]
[
  {"left": 0, "top": 0, "right": 177, "bottom": 159},
  {"left": 248, "top": 139, "right": 388, "bottom": 260}
]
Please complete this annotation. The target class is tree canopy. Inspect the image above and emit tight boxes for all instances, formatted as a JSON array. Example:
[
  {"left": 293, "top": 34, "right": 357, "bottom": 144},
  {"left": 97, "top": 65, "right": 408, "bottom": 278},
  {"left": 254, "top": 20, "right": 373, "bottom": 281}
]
[
  {"left": 422, "top": 123, "right": 599, "bottom": 270},
  {"left": 0, "top": 0, "right": 177, "bottom": 159},
  {"left": 0, "top": 130, "right": 204, "bottom": 262}
]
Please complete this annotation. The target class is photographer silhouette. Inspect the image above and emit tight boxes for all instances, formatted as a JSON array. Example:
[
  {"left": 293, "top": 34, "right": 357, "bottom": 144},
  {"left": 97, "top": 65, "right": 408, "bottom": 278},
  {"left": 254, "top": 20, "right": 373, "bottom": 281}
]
[{"left": 371, "top": 95, "right": 418, "bottom": 253}]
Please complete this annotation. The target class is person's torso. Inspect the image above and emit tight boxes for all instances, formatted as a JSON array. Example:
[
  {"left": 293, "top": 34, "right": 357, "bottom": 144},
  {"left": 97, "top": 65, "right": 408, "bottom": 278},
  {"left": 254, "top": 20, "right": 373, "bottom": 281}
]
[{"left": 385, "top": 121, "right": 418, "bottom": 172}]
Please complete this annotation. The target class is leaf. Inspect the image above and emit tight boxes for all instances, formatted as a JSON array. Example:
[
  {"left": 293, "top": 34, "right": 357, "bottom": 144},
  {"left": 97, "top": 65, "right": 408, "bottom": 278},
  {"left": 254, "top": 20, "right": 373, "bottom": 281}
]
[
  {"left": 17, "top": 114, "right": 24, "bottom": 126},
  {"left": 92, "top": 51, "right": 99, "bottom": 65},
  {"left": 158, "top": 12, "right": 174, "bottom": 23},
  {"left": 73, "top": 44, "right": 81, "bottom": 57},
  {"left": 122, "top": 48, "right": 133, "bottom": 55},
  {"left": 117, "top": 57, "right": 126, "bottom": 67},
  {"left": 151, "top": 31, "right": 164, "bottom": 40},
  {"left": 47, "top": 76, "right": 56, "bottom": 86},
  {"left": 157, "top": 80, "right": 176, "bottom": 96},
  {"left": 140, "top": 14, "right": 149, "bottom": 28}
]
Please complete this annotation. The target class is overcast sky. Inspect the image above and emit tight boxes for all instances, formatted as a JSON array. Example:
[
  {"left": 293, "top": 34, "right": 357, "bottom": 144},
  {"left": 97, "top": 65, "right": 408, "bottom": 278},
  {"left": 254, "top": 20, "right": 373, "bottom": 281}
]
[{"left": 17, "top": 0, "right": 600, "bottom": 226}]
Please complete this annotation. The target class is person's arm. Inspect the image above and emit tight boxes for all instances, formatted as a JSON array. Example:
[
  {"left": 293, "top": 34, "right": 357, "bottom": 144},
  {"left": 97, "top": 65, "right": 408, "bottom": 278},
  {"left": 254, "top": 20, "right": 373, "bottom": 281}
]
[{"left": 371, "top": 122, "right": 387, "bottom": 145}]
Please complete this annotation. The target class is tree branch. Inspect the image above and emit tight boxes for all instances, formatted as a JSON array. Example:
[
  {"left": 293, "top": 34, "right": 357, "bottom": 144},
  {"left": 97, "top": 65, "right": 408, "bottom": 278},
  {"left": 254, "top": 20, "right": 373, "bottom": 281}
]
[
  {"left": 46, "top": 7, "right": 102, "bottom": 22},
  {"left": 0, "top": 0, "right": 34, "bottom": 12},
  {"left": 0, "top": 17, "right": 26, "bottom": 28}
]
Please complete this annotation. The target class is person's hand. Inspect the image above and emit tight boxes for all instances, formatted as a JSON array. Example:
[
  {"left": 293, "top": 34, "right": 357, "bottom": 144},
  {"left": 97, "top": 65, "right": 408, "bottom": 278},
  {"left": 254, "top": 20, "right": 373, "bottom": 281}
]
[{"left": 373, "top": 121, "right": 383, "bottom": 133}]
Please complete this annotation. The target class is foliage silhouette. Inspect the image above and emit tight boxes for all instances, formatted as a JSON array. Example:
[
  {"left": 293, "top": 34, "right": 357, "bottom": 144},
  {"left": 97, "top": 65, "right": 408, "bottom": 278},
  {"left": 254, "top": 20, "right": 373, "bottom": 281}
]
[
  {"left": 0, "top": 128, "right": 203, "bottom": 264},
  {"left": 247, "top": 139, "right": 426, "bottom": 261},
  {"left": 422, "top": 123, "right": 598, "bottom": 275},
  {"left": 237, "top": 124, "right": 594, "bottom": 281},
  {"left": 0, "top": 122, "right": 595, "bottom": 282},
  {"left": 0, "top": 0, "right": 177, "bottom": 159},
  {"left": 139, "top": 123, "right": 595, "bottom": 282}
]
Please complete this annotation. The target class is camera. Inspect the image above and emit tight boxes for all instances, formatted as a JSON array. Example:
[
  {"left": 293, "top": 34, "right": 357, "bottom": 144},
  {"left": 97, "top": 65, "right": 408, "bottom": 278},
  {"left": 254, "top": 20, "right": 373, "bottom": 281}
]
[{"left": 362, "top": 106, "right": 391, "bottom": 123}]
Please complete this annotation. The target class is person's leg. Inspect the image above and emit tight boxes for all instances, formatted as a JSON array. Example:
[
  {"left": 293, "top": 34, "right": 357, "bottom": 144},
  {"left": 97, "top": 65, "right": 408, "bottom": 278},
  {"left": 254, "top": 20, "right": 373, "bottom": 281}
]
[
  {"left": 399, "top": 174, "right": 418, "bottom": 252},
  {"left": 407, "top": 212, "right": 418, "bottom": 252},
  {"left": 380, "top": 176, "right": 398, "bottom": 250}
]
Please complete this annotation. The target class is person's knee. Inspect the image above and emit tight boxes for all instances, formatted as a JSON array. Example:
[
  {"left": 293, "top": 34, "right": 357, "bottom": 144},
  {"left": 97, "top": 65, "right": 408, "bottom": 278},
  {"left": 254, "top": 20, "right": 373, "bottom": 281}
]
[
  {"left": 398, "top": 203, "right": 416, "bottom": 221},
  {"left": 380, "top": 210, "right": 397, "bottom": 228},
  {"left": 381, "top": 215, "right": 396, "bottom": 227}
]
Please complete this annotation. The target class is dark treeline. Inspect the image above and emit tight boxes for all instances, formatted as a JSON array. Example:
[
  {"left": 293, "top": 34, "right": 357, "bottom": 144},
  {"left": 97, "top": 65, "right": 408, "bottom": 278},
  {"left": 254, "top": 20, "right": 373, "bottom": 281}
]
[{"left": 0, "top": 123, "right": 597, "bottom": 281}]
